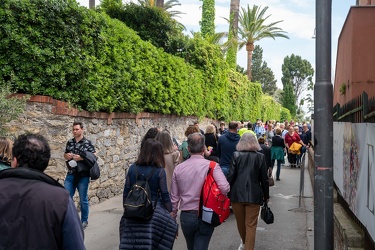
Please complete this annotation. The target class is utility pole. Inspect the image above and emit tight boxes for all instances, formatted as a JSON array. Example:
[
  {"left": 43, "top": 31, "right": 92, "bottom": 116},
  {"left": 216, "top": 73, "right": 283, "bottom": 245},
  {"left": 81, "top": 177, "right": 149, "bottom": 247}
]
[{"left": 314, "top": 0, "right": 333, "bottom": 249}]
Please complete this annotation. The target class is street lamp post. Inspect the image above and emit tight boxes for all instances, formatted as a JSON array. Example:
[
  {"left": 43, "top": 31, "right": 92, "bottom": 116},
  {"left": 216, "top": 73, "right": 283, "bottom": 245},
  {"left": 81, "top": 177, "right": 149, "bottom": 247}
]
[{"left": 314, "top": 0, "right": 334, "bottom": 249}]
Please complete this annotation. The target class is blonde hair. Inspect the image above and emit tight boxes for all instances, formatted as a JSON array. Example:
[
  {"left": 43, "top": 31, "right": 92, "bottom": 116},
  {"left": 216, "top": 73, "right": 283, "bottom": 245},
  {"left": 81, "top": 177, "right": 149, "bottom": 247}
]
[
  {"left": 0, "top": 137, "right": 13, "bottom": 164},
  {"left": 236, "top": 133, "right": 261, "bottom": 151},
  {"left": 205, "top": 124, "right": 215, "bottom": 134}
]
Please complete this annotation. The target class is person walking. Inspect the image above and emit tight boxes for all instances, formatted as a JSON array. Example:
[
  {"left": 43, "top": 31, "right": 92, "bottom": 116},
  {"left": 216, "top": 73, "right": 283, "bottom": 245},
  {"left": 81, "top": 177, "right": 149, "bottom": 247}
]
[
  {"left": 0, "top": 133, "right": 85, "bottom": 249},
  {"left": 64, "top": 121, "right": 96, "bottom": 229},
  {"left": 0, "top": 137, "right": 12, "bottom": 171},
  {"left": 156, "top": 129, "right": 180, "bottom": 192},
  {"left": 217, "top": 121, "right": 241, "bottom": 176},
  {"left": 178, "top": 125, "right": 200, "bottom": 162},
  {"left": 170, "top": 133, "right": 230, "bottom": 250},
  {"left": 284, "top": 126, "right": 305, "bottom": 168},
  {"left": 227, "top": 133, "right": 270, "bottom": 250},
  {"left": 271, "top": 128, "right": 286, "bottom": 180},
  {"left": 120, "top": 138, "right": 177, "bottom": 249}
]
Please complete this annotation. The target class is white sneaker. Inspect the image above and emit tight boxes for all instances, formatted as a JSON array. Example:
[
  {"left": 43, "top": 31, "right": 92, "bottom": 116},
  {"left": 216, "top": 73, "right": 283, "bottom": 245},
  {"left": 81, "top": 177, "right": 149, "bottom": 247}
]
[{"left": 238, "top": 243, "right": 245, "bottom": 250}]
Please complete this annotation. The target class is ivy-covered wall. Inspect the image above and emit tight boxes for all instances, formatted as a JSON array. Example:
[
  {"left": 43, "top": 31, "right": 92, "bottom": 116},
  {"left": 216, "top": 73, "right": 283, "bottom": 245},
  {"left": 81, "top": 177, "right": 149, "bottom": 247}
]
[{"left": 0, "top": 0, "right": 264, "bottom": 122}]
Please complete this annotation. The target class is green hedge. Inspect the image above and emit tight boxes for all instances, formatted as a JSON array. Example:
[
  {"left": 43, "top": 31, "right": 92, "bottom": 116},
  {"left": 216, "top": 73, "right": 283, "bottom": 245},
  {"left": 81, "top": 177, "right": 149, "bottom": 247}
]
[{"left": 0, "top": 0, "right": 264, "bottom": 121}]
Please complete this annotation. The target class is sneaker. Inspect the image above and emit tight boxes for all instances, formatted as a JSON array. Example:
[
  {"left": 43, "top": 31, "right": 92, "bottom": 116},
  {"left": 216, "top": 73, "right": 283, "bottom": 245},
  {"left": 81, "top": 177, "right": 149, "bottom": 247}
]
[
  {"left": 238, "top": 243, "right": 245, "bottom": 250},
  {"left": 276, "top": 178, "right": 280, "bottom": 181},
  {"left": 82, "top": 221, "right": 88, "bottom": 229}
]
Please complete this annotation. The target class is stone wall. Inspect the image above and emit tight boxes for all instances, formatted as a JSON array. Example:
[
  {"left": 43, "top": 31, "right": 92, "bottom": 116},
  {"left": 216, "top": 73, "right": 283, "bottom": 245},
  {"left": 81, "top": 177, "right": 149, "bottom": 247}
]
[{"left": 5, "top": 95, "right": 215, "bottom": 205}]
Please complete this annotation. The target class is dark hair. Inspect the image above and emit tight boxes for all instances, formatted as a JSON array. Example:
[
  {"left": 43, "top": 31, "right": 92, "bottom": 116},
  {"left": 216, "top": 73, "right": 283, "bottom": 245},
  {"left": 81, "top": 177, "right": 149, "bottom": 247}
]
[
  {"left": 228, "top": 121, "right": 239, "bottom": 130},
  {"left": 73, "top": 121, "right": 83, "bottom": 129},
  {"left": 136, "top": 139, "right": 165, "bottom": 167},
  {"left": 247, "top": 123, "right": 253, "bottom": 129},
  {"left": 12, "top": 133, "right": 51, "bottom": 171},
  {"left": 140, "top": 128, "right": 159, "bottom": 149},
  {"left": 187, "top": 133, "right": 205, "bottom": 154},
  {"left": 258, "top": 137, "right": 265, "bottom": 144}
]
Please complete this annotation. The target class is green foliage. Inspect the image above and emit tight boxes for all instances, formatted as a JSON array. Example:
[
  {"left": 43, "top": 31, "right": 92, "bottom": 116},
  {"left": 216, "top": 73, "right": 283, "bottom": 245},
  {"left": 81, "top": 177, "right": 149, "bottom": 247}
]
[
  {"left": 281, "top": 83, "right": 297, "bottom": 117},
  {"left": 281, "top": 54, "right": 314, "bottom": 108},
  {"left": 252, "top": 45, "right": 277, "bottom": 95},
  {"left": 100, "top": 2, "right": 183, "bottom": 51},
  {"left": 200, "top": 0, "right": 215, "bottom": 38},
  {"left": 0, "top": 83, "right": 28, "bottom": 135},
  {"left": 280, "top": 107, "right": 291, "bottom": 122},
  {"left": 261, "top": 95, "right": 283, "bottom": 122},
  {"left": 0, "top": 0, "right": 266, "bottom": 121},
  {"left": 227, "top": 71, "right": 262, "bottom": 121}
]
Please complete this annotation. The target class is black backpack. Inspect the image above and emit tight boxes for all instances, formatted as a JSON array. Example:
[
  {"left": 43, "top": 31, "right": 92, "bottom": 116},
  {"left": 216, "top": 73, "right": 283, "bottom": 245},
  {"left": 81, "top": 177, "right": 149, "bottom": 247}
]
[{"left": 123, "top": 166, "right": 158, "bottom": 220}]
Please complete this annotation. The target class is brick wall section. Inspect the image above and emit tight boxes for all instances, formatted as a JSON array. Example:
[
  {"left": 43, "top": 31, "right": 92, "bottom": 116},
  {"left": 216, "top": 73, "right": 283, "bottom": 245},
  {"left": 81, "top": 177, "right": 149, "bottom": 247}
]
[{"left": 6, "top": 95, "right": 215, "bottom": 206}]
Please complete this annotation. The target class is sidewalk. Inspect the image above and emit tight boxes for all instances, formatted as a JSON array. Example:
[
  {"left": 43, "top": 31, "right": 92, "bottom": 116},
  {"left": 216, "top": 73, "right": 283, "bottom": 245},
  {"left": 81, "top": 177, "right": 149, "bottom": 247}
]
[{"left": 84, "top": 154, "right": 314, "bottom": 250}]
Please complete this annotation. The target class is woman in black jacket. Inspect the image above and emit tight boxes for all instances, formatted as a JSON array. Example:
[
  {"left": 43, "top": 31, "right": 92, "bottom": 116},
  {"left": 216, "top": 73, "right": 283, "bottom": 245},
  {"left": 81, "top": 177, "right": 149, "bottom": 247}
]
[{"left": 227, "top": 133, "right": 270, "bottom": 250}]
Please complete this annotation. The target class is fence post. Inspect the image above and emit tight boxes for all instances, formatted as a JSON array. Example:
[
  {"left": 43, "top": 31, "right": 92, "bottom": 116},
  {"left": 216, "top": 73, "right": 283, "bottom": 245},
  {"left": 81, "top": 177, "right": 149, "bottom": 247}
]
[{"left": 363, "top": 92, "right": 368, "bottom": 122}]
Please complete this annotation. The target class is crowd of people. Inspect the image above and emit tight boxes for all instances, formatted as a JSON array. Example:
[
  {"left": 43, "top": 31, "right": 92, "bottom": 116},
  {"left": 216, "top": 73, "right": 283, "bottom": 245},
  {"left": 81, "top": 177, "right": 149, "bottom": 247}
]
[{"left": 0, "top": 118, "right": 311, "bottom": 250}]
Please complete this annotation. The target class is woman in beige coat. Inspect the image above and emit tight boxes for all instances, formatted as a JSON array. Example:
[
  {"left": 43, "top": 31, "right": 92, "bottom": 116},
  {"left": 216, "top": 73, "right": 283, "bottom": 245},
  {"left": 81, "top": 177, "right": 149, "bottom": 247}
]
[{"left": 156, "top": 130, "right": 180, "bottom": 192}]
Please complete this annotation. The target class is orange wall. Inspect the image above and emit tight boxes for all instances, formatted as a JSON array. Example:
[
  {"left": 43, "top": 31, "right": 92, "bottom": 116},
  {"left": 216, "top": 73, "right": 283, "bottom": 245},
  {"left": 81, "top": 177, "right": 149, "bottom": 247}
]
[{"left": 333, "top": 6, "right": 375, "bottom": 105}]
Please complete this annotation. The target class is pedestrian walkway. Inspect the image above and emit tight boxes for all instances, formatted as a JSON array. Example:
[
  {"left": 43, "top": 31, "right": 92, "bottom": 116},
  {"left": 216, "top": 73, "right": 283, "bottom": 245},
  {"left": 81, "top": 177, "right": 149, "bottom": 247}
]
[{"left": 84, "top": 155, "right": 314, "bottom": 250}]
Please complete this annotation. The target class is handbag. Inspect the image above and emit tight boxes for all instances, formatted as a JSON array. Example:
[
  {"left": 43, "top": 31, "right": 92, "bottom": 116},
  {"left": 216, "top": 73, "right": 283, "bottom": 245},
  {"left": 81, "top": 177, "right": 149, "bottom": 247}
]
[
  {"left": 90, "top": 161, "right": 100, "bottom": 180},
  {"left": 268, "top": 169, "right": 274, "bottom": 187},
  {"left": 261, "top": 203, "right": 274, "bottom": 224}
]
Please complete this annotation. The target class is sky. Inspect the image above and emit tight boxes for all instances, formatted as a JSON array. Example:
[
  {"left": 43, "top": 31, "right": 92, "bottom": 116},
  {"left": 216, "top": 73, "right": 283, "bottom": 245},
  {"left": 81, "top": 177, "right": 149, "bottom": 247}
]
[{"left": 77, "top": 0, "right": 354, "bottom": 89}]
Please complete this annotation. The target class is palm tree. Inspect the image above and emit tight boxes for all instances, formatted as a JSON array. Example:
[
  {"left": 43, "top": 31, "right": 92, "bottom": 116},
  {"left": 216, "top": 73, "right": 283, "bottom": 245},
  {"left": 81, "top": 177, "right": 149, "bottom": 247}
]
[
  {"left": 137, "top": 0, "right": 184, "bottom": 18},
  {"left": 225, "top": 0, "right": 240, "bottom": 69},
  {"left": 238, "top": 5, "right": 289, "bottom": 81}
]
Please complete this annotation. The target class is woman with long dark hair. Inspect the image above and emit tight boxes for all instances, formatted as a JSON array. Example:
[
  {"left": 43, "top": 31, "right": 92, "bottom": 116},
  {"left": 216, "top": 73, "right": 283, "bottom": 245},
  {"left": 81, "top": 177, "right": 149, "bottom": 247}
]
[{"left": 120, "top": 139, "right": 177, "bottom": 249}]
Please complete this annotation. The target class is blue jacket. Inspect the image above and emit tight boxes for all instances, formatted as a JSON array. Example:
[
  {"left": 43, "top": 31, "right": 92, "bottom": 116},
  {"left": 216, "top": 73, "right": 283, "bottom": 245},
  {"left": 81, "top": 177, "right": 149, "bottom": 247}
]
[{"left": 217, "top": 132, "right": 241, "bottom": 167}]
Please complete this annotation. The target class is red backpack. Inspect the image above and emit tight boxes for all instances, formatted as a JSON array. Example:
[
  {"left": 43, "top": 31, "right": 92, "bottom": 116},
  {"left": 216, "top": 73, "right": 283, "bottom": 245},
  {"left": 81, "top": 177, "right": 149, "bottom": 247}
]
[{"left": 200, "top": 161, "right": 231, "bottom": 227}]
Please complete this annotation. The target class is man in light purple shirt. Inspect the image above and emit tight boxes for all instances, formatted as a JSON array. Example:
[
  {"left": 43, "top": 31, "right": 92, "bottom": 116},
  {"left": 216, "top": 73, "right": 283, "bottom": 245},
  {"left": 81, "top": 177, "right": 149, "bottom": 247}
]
[{"left": 170, "top": 133, "right": 230, "bottom": 250}]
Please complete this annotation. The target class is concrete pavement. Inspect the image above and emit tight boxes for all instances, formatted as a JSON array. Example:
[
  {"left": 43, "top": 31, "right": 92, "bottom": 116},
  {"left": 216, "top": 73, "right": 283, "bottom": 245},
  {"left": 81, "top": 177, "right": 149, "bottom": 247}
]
[{"left": 83, "top": 155, "right": 314, "bottom": 250}]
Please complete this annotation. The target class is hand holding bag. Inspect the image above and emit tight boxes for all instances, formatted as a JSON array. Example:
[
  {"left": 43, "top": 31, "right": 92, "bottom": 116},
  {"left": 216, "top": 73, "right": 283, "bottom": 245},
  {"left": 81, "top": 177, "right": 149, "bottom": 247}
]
[{"left": 261, "top": 202, "right": 274, "bottom": 224}]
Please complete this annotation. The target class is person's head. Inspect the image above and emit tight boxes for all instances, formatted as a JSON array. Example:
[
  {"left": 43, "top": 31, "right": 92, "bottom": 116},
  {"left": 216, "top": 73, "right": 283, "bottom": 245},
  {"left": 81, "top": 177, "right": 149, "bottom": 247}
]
[
  {"left": 0, "top": 137, "right": 13, "bottom": 164},
  {"left": 236, "top": 133, "right": 261, "bottom": 151},
  {"left": 220, "top": 122, "right": 225, "bottom": 128},
  {"left": 279, "top": 123, "right": 285, "bottom": 130},
  {"left": 228, "top": 121, "right": 239, "bottom": 132},
  {"left": 72, "top": 121, "right": 84, "bottom": 139},
  {"left": 193, "top": 121, "right": 200, "bottom": 128},
  {"left": 247, "top": 122, "right": 253, "bottom": 130},
  {"left": 256, "top": 120, "right": 262, "bottom": 127},
  {"left": 185, "top": 125, "right": 200, "bottom": 137},
  {"left": 141, "top": 127, "right": 159, "bottom": 148},
  {"left": 303, "top": 123, "right": 309, "bottom": 132},
  {"left": 187, "top": 133, "right": 205, "bottom": 154},
  {"left": 205, "top": 124, "right": 215, "bottom": 134},
  {"left": 288, "top": 126, "right": 295, "bottom": 134},
  {"left": 294, "top": 126, "right": 299, "bottom": 133},
  {"left": 275, "top": 128, "right": 282, "bottom": 135},
  {"left": 136, "top": 138, "right": 165, "bottom": 167},
  {"left": 11, "top": 133, "right": 51, "bottom": 171},
  {"left": 258, "top": 137, "right": 265, "bottom": 144},
  {"left": 155, "top": 130, "right": 175, "bottom": 154},
  {"left": 268, "top": 124, "right": 273, "bottom": 130}
]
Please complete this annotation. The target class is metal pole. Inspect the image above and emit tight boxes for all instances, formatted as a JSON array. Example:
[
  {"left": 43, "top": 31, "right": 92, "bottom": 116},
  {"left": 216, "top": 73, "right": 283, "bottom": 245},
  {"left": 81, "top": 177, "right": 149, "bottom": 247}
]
[{"left": 314, "top": 0, "right": 334, "bottom": 249}]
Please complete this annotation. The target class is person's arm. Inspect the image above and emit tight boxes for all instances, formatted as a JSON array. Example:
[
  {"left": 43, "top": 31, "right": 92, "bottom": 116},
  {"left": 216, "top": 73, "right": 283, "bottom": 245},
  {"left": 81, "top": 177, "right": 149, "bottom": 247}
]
[
  {"left": 158, "top": 169, "right": 172, "bottom": 212},
  {"left": 169, "top": 171, "right": 180, "bottom": 219},
  {"left": 62, "top": 199, "right": 85, "bottom": 250}
]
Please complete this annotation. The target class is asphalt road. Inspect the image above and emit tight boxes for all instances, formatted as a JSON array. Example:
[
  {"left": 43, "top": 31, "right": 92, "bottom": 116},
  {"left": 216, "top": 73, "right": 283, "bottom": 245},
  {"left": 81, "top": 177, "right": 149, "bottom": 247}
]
[{"left": 84, "top": 156, "right": 314, "bottom": 250}]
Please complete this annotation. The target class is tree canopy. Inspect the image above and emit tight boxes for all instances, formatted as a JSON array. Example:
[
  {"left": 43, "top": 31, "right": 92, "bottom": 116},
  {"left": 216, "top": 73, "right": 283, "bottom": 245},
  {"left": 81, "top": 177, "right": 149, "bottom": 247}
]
[
  {"left": 251, "top": 45, "right": 277, "bottom": 96},
  {"left": 281, "top": 54, "right": 314, "bottom": 108}
]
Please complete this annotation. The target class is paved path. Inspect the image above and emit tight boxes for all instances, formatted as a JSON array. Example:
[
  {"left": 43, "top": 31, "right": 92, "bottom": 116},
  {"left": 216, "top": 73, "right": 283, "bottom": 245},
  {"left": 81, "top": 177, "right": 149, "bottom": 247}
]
[{"left": 84, "top": 155, "right": 314, "bottom": 250}]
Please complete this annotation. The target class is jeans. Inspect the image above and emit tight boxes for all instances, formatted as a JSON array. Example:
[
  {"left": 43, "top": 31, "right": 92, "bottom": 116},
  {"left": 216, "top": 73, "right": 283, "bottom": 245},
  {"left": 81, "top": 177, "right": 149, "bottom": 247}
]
[
  {"left": 180, "top": 211, "right": 215, "bottom": 250},
  {"left": 275, "top": 160, "right": 282, "bottom": 179},
  {"left": 220, "top": 165, "right": 229, "bottom": 177},
  {"left": 64, "top": 174, "right": 90, "bottom": 223}
]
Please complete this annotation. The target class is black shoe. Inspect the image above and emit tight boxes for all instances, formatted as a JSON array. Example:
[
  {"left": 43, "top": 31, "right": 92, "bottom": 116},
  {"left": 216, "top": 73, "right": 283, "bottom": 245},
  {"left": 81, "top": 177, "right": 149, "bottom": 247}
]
[{"left": 276, "top": 178, "right": 280, "bottom": 181}]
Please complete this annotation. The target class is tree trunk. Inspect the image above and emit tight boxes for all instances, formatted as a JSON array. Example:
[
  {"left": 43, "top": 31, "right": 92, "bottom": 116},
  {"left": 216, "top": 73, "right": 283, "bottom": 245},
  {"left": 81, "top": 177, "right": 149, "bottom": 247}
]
[
  {"left": 229, "top": 0, "right": 240, "bottom": 35},
  {"left": 156, "top": 0, "right": 164, "bottom": 8},
  {"left": 246, "top": 43, "right": 254, "bottom": 81},
  {"left": 89, "top": 0, "right": 95, "bottom": 9},
  {"left": 226, "top": 0, "right": 240, "bottom": 69}
]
